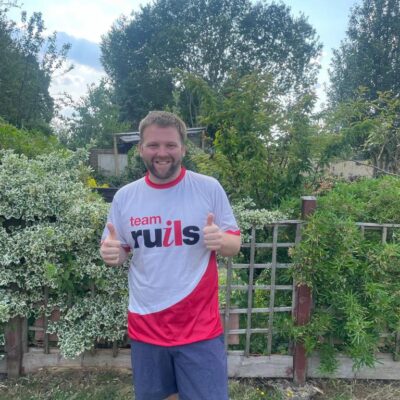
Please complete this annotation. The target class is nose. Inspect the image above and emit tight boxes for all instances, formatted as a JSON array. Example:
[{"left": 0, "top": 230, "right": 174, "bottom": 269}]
[{"left": 156, "top": 145, "right": 169, "bottom": 157}]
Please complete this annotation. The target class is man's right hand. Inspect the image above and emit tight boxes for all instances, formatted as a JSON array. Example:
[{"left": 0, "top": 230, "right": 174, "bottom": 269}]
[{"left": 100, "top": 222, "right": 124, "bottom": 266}]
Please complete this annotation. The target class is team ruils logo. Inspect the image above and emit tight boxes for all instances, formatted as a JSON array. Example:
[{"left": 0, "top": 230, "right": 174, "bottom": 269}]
[{"left": 130, "top": 217, "right": 200, "bottom": 248}]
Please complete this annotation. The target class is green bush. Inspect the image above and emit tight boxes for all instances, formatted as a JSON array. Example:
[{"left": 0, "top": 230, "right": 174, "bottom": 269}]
[
  {"left": 291, "top": 176, "right": 400, "bottom": 371},
  {"left": 0, "top": 149, "right": 128, "bottom": 358},
  {"left": 0, "top": 118, "right": 61, "bottom": 157}
]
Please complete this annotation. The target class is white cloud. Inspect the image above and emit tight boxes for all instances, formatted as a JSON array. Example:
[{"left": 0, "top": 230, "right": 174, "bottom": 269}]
[
  {"left": 50, "top": 62, "right": 106, "bottom": 101},
  {"left": 41, "top": 1, "right": 134, "bottom": 42},
  {"left": 16, "top": 0, "right": 144, "bottom": 43}
]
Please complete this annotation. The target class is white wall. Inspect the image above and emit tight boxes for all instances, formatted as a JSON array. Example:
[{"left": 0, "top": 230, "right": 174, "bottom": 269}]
[
  {"left": 327, "top": 161, "right": 373, "bottom": 179},
  {"left": 97, "top": 154, "right": 128, "bottom": 176}
]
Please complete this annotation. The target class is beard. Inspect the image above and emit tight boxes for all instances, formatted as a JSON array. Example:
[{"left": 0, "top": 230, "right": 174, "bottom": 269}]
[{"left": 143, "top": 157, "right": 182, "bottom": 181}]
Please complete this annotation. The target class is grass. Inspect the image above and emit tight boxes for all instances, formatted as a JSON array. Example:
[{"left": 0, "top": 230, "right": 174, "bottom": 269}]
[
  {"left": 0, "top": 369, "right": 133, "bottom": 400},
  {"left": 314, "top": 379, "right": 400, "bottom": 400},
  {"left": 2, "top": 369, "right": 400, "bottom": 399},
  {"left": 0, "top": 369, "right": 282, "bottom": 400}
]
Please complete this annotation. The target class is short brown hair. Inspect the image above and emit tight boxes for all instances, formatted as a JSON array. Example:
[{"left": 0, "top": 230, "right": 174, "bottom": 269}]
[{"left": 139, "top": 111, "right": 187, "bottom": 143}]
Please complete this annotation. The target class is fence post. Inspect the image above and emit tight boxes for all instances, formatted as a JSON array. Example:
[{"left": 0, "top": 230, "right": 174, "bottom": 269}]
[
  {"left": 5, "top": 316, "right": 23, "bottom": 378},
  {"left": 293, "top": 196, "right": 316, "bottom": 385}
]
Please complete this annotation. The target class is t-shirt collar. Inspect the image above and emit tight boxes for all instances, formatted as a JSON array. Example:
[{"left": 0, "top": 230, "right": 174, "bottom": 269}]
[{"left": 145, "top": 167, "right": 186, "bottom": 189}]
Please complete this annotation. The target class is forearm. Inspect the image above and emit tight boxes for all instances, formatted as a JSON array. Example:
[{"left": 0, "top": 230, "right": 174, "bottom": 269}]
[{"left": 219, "top": 232, "right": 241, "bottom": 257}]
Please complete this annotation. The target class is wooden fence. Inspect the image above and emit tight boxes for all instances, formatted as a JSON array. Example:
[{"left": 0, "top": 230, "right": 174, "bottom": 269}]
[{"left": 2, "top": 197, "right": 400, "bottom": 382}]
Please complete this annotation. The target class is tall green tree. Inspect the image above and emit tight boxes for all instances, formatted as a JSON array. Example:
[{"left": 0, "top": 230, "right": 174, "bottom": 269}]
[
  {"left": 0, "top": 6, "right": 71, "bottom": 131},
  {"left": 324, "top": 90, "right": 400, "bottom": 175},
  {"left": 176, "top": 72, "right": 316, "bottom": 207},
  {"left": 101, "top": 0, "right": 321, "bottom": 126},
  {"left": 329, "top": 0, "right": 400, "bottom": 104}
]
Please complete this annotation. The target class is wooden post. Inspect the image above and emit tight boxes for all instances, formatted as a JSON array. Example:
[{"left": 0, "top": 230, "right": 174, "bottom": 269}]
[
  {"left": 293, "top": 196, "right": 316, "bottom": 385},
  {"left": 21, "top": 317, "right": 28, "bottom": 354},
  {"left": 113, "top": 134, "right": 120, "bottom": 176},
  {"left": 5, "top": 316, "right": 23, "bottom": 378},
  {"left": 201, "top": 129, "right": 205, "bottom": 151}
]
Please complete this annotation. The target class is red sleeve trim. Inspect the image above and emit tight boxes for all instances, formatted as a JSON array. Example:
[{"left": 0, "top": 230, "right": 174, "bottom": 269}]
[{"left": 226, "top": 230, "right": 241, "bottom": 235}]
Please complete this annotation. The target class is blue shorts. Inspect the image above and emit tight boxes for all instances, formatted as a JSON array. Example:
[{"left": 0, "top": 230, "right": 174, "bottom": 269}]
[{"left": 130, "top": 335, "right": 228, "bottom": 400}]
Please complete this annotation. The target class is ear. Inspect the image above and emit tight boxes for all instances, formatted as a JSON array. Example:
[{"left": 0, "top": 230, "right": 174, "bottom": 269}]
[
  {"left": 138, "top": 142, "right": 143, "bottom": 157},
  {"left": 182, "top": 144, "right": 186, "bottom": 157}
]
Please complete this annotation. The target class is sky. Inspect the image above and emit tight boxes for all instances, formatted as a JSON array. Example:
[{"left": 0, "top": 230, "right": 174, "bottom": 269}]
[{"left": 8, "top": 0, "right": 360, "bottom": 109}]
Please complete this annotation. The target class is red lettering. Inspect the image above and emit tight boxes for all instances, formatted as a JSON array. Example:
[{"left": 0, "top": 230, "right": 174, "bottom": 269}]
[
  {"left": 163, "top": 226, "right": 173, "bottom": 247},
  {"left": 174, "top": 220, "right": 183, "bottom": 246},
  {"left": 150, "top": 216, "right": 162, "bottom": 224},
  {"left": 130, "top": 216, "right": 162, "bottom": 226}
]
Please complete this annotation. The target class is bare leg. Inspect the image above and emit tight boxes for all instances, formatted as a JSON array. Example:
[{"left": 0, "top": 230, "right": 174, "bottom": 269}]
[{"left": 164, "top": 394, "right": 179, "bottom": 400}]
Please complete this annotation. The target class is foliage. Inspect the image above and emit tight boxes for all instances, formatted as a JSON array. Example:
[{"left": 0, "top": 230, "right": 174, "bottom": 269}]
[
  {"left": 0, "top": 6, "right": 71, "bottom": 131},
  {"left": 231, "top": 198, "right": 288, "bottom": 242},
  {"left": 0, "top": 117, "right": 61, "bottom": 156},
  {"left": 176, "top": 72, "right": 318, "bottom": 208},
  {"left": 291, "top": 176, "right": 400, "bottom": 371},
  {"left": 101, "top": 0, "right": 321, "bottom": 125},
  {"left": 323, "top": 90, "right": 400, "bottom": 174},
  {"left": 58, "top": 79, "right": 131, "bottom": 150},
  {"left": 329, "top": 0, "right": 400, "bottom": 104},
  {"left": 0, "top": 150, "right": 129, "bottom": 358}
]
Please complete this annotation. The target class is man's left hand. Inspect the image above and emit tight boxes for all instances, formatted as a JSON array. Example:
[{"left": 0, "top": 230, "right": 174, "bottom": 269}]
[{"left": 203, "top": 213, "right": 223, "bottom": 251}]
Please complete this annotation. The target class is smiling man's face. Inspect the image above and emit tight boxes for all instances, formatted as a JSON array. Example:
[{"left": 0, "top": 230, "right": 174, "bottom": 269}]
[{"left": 139, "top": 124, "right": 186, "bottom": 184}]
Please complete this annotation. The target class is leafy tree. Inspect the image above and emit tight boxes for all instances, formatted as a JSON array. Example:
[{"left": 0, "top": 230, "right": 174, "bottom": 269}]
[
  {"left": 323, "top": 90, "right": 400, "bottom": 175},
  {"left": 0, "top": 6, "right": 71, "bottom": 131},
  {"left": 59, "top": 79, "right": 131, "bottom": 149},
  {"left": 329, "top": 0, "right": 400, "bottom": 104},
  {"left": 101, "top": 0, "right": 321, "bottom": 126},
  {"left": 174, "top": 72, "right": 317, "bottom": 208}
]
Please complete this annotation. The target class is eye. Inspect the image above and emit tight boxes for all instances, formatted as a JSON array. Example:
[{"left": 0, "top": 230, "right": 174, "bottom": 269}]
[{"left": 167, "top": 143, "right": 178, "bottom": 149}]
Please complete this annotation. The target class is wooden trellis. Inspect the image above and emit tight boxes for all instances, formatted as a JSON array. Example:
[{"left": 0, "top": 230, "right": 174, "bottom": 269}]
[{"left": 220, "top": 220, "right": 302, "bottom": 356}]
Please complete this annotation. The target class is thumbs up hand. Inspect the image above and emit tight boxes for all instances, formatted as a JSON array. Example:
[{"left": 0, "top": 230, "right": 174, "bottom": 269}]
[
  {"left": 203, "top": 213, "right": 223, "bottom": 251},
  {"left": 100, "top": 222, "right": 123, "bottom": 265}
]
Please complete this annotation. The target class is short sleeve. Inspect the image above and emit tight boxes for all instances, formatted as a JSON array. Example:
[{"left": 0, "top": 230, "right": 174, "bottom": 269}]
[
  {"left": 212, "top": 181, "right": 240, "bottom": 235},
  {"left": 101, "top": 196, "right": 129, "bottom": 246}
]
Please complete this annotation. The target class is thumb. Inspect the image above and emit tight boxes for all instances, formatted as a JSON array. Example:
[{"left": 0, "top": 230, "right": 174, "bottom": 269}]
[
  {"left": 107, "top": 222, "right": 118, "bottom": 240},
  {"left": 206, "top": 213, "right": 215, "bottom": 226}
]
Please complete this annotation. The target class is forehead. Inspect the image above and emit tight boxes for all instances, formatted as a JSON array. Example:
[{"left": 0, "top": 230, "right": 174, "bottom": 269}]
[{"left": 141, "top": 124, "right": 182, "bottom": 143}]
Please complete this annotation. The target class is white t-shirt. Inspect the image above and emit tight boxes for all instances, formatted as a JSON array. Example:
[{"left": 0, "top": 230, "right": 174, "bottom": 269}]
[{"left": 103, "top": 168, "right": 239, "bottom": 346}]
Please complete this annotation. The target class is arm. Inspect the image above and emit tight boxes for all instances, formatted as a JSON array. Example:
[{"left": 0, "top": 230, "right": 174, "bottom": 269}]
[{"left": 220, "top": 231, "right": 241, "bottom": 257}]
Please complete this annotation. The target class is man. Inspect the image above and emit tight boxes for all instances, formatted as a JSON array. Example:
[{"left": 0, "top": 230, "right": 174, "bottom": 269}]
[{"left": 100, "top": 111, "right": 241, "bottom": 400}]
